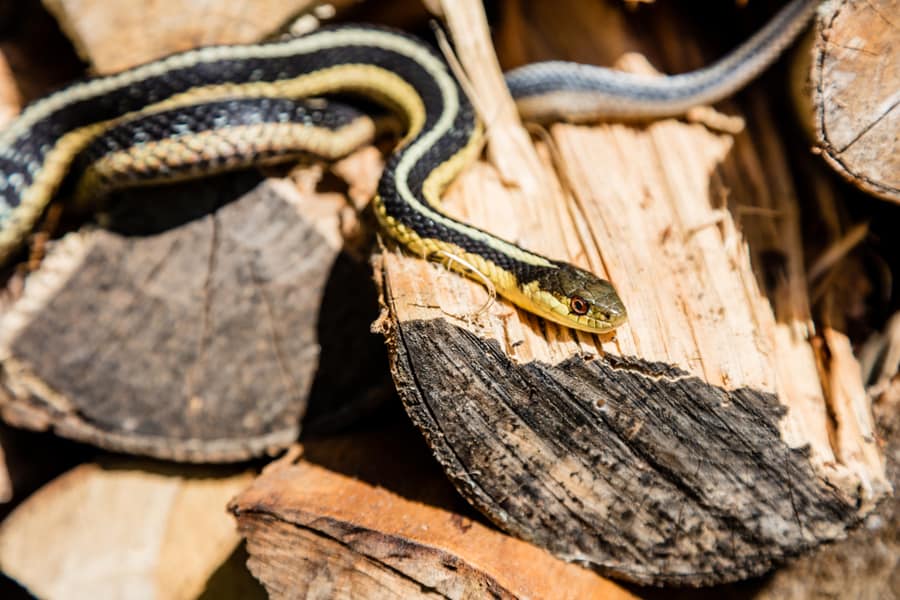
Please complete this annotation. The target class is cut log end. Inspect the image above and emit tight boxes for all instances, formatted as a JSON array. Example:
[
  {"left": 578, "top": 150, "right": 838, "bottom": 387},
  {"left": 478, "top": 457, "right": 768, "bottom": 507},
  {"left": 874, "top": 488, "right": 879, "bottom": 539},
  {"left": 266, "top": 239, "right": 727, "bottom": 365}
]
[
  {"left": 0, "top": 173, "right": 342, "bottom": 462},
  {"left": 804, "top": 0, "right": 900, "bottom": 203}
]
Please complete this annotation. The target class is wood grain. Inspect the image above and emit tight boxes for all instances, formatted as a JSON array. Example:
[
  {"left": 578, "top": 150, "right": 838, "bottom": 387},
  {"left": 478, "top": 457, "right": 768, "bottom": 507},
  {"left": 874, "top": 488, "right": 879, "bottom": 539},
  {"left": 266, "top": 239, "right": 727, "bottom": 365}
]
[
  {"left": 382, "top": 316, "right": 863, "bottom": 585},
  {"left": 0, "top": 174, "right": 344, "bottom": 461}
]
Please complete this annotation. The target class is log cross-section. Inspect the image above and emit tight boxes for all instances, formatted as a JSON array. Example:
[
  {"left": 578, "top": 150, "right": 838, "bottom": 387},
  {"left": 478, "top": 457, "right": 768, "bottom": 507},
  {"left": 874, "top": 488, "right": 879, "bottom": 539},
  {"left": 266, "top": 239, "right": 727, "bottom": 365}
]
[
  {"left": 0, "top": 177, "right": 343, "bottom": 461},
  {"left": 804, "top": 0, "right": 900, "bottom": 202}
]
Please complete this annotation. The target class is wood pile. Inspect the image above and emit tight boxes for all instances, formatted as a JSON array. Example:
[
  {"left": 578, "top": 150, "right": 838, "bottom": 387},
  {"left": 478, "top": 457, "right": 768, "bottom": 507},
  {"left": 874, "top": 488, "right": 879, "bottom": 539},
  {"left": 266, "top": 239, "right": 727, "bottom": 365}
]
[{"left": 0, "top": 0, "right": 896, "bottom": 597}]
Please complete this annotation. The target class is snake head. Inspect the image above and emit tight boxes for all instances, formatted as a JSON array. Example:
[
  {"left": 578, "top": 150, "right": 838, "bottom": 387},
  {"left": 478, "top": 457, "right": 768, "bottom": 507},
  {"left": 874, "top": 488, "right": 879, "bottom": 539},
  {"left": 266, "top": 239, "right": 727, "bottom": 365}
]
[{"left": 532, "top": 262, "right": 627, "bottom": 333}]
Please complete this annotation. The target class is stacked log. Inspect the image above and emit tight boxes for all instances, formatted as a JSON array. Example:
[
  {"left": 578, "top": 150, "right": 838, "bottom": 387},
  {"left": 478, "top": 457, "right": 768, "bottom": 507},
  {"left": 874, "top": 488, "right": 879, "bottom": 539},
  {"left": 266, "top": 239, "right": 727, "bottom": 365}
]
[{"left": 796, "top": 0, "right": 898, "bottom": 203}]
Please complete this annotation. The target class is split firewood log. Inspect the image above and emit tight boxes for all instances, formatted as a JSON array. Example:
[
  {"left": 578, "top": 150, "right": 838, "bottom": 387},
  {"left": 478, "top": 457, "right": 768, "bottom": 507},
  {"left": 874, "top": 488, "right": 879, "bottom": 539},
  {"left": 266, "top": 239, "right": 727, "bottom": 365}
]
[
  {"left": 0, "top": 1, "right": 389, "bottom": 461},
  {"left": 371, "top": 0, "right": 890, "bottom": 584}
]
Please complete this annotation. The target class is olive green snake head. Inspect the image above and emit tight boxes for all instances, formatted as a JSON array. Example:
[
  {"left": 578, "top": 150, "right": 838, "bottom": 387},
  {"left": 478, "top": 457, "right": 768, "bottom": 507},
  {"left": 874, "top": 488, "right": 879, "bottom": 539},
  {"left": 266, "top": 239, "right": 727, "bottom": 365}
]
[{"left": 515, "top": 262, "right": 627, "bottom": 334}]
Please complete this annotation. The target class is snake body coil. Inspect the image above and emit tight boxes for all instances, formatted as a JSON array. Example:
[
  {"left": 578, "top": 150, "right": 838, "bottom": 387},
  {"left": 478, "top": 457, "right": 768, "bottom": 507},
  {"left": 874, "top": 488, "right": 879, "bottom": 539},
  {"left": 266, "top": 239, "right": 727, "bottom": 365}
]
[
  {"left": 0, "top": 1, "right": 818, "bottom": 333},
  {"left": 0, "top": 26, "right": 627, "bottom": 333}
]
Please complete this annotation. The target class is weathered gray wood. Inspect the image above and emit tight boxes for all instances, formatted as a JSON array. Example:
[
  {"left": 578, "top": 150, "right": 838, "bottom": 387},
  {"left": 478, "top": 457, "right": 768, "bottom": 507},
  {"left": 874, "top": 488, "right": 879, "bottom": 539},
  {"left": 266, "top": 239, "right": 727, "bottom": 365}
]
[
  {"left": 0, "top": 176, "right": 339, "bottom": 462},
  {"left": 383, "top": 317, "right": 861, "bottom": 586}
]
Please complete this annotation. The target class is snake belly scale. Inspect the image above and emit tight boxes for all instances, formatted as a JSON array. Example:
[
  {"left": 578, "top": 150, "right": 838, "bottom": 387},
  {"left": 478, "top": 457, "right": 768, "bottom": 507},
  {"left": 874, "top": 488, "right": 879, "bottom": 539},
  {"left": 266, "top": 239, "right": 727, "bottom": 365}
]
[{"left": 0, "top": 26, "right": 627, "bottom": 334}]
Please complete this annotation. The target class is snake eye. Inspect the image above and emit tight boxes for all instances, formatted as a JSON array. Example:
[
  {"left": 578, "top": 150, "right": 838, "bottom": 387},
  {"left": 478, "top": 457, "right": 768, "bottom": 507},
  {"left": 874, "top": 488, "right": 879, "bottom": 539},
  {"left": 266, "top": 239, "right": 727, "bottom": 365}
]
[{"left": 569, "top": 295, "right": 589, "bottom": 315}]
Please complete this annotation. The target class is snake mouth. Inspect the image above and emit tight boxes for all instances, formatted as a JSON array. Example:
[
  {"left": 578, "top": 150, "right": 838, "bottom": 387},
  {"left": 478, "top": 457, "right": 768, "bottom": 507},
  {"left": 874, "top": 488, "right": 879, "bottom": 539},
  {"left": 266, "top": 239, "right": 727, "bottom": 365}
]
[{"left": 570, "top": 309, "right": 628, "bottom": 334}]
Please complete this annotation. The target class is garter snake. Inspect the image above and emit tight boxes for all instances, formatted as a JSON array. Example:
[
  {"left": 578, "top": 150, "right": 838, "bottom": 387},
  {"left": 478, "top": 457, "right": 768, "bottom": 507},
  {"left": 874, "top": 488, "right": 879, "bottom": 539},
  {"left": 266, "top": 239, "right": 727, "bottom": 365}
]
[{"left": 0, "top": 0, "right": 816, "bottom": 334}]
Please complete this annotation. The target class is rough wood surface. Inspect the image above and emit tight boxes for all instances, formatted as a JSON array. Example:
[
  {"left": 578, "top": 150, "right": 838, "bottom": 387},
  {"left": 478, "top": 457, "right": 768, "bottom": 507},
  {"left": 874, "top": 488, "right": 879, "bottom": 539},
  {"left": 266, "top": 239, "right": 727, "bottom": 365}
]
[
  {"left": 230, "top": 431, "right": 635, "bottom": 600},
  {"left": 0, "top": 459, "right": 261, "bottom": 599},
  {"left": 375, "top": 0, "right": 890, "bottom": 585},
  {"left": 0, "top": 173, "right": 345, "bottom": 461},
  {"left": 381, "top": 317, "right": 867, "bottom": 586},
  {"left": 803, "top": 0, "right": 899, "bottom": 202},
  {"left": 41, "top": 0, "right": 361, "bottom": 74}
]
